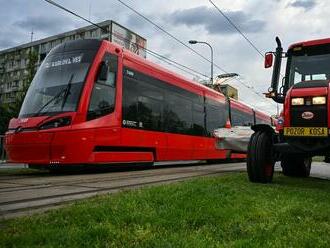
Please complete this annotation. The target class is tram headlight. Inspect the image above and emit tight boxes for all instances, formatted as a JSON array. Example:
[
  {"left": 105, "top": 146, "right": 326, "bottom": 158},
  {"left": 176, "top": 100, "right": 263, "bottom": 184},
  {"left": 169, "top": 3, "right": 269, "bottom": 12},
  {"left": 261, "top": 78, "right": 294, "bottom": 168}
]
[
  {"left": 312, "top": 96, "right": 326, "bottom": 105},
  {"left": 39, "top": 116, "right": 72, "bottom": 130},
  {"left": 291, "top": 97, "right": 304, "bottom": 106}
]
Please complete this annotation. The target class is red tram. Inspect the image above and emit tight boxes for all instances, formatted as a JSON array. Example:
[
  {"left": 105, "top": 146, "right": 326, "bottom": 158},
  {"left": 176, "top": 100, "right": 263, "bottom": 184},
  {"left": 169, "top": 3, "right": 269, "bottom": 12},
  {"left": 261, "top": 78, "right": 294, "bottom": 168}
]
[{"left": 4, "top": 39, "right": 270, "bottom": 167}]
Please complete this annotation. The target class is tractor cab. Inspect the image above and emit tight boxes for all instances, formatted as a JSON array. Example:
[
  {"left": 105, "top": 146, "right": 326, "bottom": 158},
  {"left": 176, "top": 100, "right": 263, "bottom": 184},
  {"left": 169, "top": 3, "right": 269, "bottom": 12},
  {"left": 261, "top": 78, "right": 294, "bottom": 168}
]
[{"left": 247, "top": 37, "right": 330, "bottom": 183}]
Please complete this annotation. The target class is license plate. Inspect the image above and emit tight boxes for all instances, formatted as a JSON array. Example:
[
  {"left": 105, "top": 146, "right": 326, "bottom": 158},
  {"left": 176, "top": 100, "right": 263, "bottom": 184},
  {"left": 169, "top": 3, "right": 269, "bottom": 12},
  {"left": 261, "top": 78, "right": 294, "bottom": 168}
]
[{"left": 284, "top": 127, "right": 328, "bottom": 137}]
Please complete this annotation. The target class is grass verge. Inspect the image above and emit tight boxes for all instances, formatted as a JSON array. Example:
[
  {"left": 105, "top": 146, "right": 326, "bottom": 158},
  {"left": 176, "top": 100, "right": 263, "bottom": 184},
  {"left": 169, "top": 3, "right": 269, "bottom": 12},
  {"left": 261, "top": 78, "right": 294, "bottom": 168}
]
[
  {"left": 0, "top": 168, "right": 46, "bottom": 176},
  {"left": 313, "top": 156, "right": 325, "bottom": 162},
  {"left": 1, "top": 172, "right": 330, "bottom": 247}
]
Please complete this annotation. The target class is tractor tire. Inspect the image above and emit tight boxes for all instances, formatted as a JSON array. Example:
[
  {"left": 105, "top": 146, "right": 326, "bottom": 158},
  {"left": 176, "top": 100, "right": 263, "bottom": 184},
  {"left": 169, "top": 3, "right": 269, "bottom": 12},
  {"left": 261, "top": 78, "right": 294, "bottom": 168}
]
[
  {"left": 281, "top": 156, "right": 311, "bottom": 177},
  {"left": 247, "top": 131, "right": 274, "bottom": 183}
]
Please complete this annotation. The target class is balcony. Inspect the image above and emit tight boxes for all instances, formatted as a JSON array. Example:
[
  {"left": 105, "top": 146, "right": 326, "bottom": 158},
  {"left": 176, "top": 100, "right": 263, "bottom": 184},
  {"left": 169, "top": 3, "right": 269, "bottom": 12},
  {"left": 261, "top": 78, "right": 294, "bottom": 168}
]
[
  {"left": 10, "top": 85, "right": 19, "bottom": 91},
  {"left": 4, "top": 97, "right": 16, "bottom": 104}
]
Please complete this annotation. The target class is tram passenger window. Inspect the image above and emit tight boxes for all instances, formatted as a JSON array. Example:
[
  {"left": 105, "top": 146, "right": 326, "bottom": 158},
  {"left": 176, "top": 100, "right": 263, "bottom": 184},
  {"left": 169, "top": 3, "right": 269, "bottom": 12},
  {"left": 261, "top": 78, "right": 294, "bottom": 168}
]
[
  {"left": 206, "top": 99, "right": 227, "bottom": 135},
  {"left": 123, "top": 73, "right": 164, "bottom": 131},
  {"left": 87, "top": 53, "right": 117, "bottom": 120},
  {"left": 122, "top": 66, "right": 208, "bottom": 136},
  {"left": 102, "top": 71, "right": 116, "bottom": 87},
  {"left": 231, "top": 109, "right": 254, "bottom": 126},
  {"left": 192, "top": 102, "right": 205, "bottom": 136},
  {"left": 165, "top": 94, "right": 192, "bottom": 134},
  {"left": 231, "top": 111, "right": 242, "bottom": 126},
  {"left": 122, "top": 78, "right": 138, "bottom": 123},
  {"left": 138, "top": 96, "right": 162, "bottom": 131},
  {"left": 256, "top": 118, "right": 269, "bottom": 125},
  {"left": 206, "top": 106, "right": 219, "bottom": 135}
]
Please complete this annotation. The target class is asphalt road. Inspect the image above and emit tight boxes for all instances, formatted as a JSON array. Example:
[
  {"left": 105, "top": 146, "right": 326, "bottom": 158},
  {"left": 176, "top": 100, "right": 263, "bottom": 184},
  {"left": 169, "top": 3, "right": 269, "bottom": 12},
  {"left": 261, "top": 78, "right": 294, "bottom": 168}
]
[
  {"left": 310, "top": 161, "right": 330, "bottom": 179},
  {"left": 0, "top": 161, "right": 329, "bottom": 219}
]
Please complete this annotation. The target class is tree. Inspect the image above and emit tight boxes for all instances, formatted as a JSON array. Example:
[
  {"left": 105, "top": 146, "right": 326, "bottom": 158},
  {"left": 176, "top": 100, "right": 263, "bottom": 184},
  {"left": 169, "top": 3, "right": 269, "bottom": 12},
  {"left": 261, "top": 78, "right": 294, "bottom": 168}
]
[
  {"left": 0, "top": 49, "right": 38, "bottom": 134},
  {"left": 10, "top": 49, "right": 38, "bottom": 117},
  {"left": 0, "top": 104, "right": 12, "bottom": 134}
]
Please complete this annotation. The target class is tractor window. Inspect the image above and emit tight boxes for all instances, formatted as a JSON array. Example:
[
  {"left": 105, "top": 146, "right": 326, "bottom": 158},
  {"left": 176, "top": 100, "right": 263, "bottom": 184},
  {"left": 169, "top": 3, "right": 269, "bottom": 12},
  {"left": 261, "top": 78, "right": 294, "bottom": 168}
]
[{"left": 289, "top": 53, "right": 330, "bottom": 86}]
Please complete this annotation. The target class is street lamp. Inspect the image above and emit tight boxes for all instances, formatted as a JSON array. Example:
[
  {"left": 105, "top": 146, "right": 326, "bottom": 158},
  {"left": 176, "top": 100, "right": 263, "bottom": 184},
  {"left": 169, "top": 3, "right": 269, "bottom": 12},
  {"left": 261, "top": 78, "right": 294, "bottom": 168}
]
[
  {"left": 216, "top": 73, "right": 239, "bottom": 84},
  {"left": 189, "top": 40, "right": 214, "bottom": 84}
]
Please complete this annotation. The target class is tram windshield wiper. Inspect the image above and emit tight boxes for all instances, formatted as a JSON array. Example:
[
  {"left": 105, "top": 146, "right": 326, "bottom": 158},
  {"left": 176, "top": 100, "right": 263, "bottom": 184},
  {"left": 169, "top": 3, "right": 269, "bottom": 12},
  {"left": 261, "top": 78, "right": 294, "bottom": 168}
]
[
  {"left": 33, "top": 74, "right": 74, "bottom": 117},
  {"left": 60, "top": 74, "right": 73, "bottom": 110}
]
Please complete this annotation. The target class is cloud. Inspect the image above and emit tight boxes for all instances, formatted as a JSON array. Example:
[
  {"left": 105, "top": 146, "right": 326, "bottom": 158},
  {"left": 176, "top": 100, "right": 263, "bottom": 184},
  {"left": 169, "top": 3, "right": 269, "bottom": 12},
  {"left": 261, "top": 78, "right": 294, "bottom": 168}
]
[
  {"left": 14, "top": 15, "right": 73, "bottom": 35},
  {"left": 125, "top": 13, "right": 151, "bottom": 33},
  {"left": 5, "top": 0, "right": 327, "bottom": 114},
  {"left": 0, "top": 38, "right": 17, "bottom": 49},
  {"left": 289, "top": 0, "right": 316, "bottom": 11},
  {"left": 0, "top": 27, "right": 28, "bottom": 50},
  {"left": 0, "top": 14, "right": 77, "bottom": 50},
  {"left": 168, "top": 6, "right": 265, "bottom": 35}
]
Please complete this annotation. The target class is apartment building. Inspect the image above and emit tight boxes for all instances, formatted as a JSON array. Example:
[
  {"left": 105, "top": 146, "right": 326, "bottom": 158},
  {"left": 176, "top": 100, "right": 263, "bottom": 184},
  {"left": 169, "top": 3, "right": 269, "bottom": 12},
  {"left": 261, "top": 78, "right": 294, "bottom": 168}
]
[{"left": 0, "top": 20, "right": 147, "bottom": 104}]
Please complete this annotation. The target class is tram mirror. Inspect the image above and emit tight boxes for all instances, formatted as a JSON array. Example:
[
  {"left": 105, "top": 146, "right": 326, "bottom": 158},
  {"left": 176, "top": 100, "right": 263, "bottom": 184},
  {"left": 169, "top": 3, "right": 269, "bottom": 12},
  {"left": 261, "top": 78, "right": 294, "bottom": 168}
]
[{"left": 98, "top": 62, "right": 109, "bottom": 81}]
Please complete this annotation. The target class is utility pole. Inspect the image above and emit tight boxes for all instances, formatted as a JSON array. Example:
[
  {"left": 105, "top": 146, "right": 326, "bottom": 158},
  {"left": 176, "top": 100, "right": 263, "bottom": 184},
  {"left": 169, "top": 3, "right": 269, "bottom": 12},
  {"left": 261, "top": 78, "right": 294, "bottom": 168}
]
[
  {"left": 30, "top": 29, "right": 34, "bottom": 43},
  {"left": 88, "top": 3, "right": 91, "bottom": 21}
]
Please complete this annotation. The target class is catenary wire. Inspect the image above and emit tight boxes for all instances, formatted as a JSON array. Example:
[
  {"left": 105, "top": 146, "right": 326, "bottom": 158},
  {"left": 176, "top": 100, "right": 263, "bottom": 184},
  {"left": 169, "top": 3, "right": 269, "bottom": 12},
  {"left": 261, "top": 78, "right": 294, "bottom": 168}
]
[
  {"left": 43, "top": 0, "right": 275, "bottom": 113},
  {"left": 209, "top": 0, "right": 264, "bottom": 58},
  {"left": 115, "top": 0, "right": 228, "bottom": 73},
  {"left": 115, "top": 0, "right": 277, "bottom": 110},
  {"left": 43, "top": 0, "right": 209, "bottom": 79}
]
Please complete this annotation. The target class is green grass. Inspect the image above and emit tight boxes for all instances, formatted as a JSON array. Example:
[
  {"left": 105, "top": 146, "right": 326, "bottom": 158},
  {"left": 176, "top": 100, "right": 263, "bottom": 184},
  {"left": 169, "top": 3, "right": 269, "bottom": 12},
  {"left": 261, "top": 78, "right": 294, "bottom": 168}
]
[
  {"left": 313, "top": 156, "right": 325, "bottom": 162},
  {"left": 0, "top": 168, "right": 45, "bottom": 176},
  {"left": 2, "top": 173, "right": 330, "bottom": 247}
]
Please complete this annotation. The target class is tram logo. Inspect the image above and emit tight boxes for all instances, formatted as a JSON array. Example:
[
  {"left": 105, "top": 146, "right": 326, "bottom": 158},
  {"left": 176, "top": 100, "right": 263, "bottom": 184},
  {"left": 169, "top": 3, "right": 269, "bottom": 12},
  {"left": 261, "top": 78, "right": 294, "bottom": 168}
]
[
  {"left": 123, "top": 120, "right": 138, "bottom": 127},
  {"left": 301, "top": 111, "right": 314, "bottom": 120}
]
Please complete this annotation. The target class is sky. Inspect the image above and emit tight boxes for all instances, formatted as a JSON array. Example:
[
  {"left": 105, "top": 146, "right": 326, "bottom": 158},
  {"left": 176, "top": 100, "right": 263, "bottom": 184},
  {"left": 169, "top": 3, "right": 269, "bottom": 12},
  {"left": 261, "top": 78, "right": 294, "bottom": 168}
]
[{"left": 0, "top": 0, "right": 328, "bottom": 114}]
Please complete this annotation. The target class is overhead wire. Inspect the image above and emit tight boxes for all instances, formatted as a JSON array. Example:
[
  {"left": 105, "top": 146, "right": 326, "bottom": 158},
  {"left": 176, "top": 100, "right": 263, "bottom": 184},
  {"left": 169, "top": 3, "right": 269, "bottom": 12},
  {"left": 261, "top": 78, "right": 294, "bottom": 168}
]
[
  {"left": 42, "top": 0, "right": 209, "bottom": 79},
  {"left": 147, "top": 50, "right": 209, "bottom": 78},
  {"left": 208, "top": 0, "right": 286, "bottom": 83},
  {"left": 209, "top": 0, "right": 264, "bottom": 58},
  {"left": 43, "top": 0, "right": 275, "bottom": 113},
  {"left": 115, "top": 0, "right": 228, "bottom": 73},
  {"left": 208, "top": 0, "right": 279, "bottom": 110},
  {"left": 114, "top": 0, "right": 276, "bottom": 110}
]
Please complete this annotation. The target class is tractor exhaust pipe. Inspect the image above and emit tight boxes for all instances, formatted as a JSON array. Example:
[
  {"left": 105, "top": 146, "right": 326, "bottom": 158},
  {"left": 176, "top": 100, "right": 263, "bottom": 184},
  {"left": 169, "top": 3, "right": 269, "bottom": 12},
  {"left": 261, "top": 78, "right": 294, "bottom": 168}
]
[{"left": 271, "top": 37, "right": 284, "bottom": 103}]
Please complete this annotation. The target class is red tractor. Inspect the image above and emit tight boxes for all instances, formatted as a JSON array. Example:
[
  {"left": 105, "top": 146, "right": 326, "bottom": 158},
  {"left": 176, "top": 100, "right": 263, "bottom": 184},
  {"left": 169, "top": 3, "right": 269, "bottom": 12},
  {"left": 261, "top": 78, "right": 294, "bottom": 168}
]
[{"left": 247, "top": 37, "right": 330, "bottom": 183}]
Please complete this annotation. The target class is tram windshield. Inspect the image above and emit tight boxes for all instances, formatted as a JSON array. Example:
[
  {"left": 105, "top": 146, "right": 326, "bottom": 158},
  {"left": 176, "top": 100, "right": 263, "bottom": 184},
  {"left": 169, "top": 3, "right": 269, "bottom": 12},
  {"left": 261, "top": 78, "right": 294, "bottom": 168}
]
[{"left": 19, "top": 50, "right": 95, "bottom": 118}]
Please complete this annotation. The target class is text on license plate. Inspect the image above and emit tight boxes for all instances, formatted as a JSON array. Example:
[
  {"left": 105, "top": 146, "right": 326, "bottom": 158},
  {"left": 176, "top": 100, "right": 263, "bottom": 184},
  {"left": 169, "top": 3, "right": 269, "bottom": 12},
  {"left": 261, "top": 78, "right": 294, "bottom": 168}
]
[{"left": 284, "top": 127, "right": 328, "bottom": 137}]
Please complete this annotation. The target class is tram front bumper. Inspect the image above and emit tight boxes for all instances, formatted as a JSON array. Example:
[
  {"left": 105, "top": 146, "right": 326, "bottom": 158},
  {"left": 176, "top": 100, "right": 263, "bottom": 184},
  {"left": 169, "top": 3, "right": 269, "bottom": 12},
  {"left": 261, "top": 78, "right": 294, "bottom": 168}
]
[{"left": 5, "top": 131, "right": 54, "bottom": 164}]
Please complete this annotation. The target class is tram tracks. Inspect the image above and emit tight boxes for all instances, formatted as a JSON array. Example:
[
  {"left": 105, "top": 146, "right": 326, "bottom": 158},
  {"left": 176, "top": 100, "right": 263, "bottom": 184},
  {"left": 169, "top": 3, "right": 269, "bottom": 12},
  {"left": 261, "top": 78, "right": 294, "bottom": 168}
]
[
  {"left": 0, "top": 163, "right": 245, "bottom": 219},
  {"left": 0, "top": 163, "right": 242, "bottom": 193}
]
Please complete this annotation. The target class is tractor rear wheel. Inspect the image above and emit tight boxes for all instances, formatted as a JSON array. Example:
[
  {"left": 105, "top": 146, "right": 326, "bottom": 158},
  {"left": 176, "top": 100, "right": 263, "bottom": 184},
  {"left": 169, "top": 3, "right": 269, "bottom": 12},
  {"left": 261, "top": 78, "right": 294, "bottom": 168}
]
[
  {"left": 281, "top": 156, "right": 311, "bottom": 177},
  {"left": 247, "top": 131, "right": 274, "bottom": 183}
]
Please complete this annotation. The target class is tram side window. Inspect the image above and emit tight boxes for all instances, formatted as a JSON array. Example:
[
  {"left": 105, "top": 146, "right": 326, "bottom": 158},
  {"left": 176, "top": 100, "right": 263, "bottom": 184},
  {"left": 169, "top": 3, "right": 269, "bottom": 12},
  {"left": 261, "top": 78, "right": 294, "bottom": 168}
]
[
  {"left": 122, "top": 72, "right": 164, "bottom": 131},
  {"left": 206, "top": 99, "right": 227, "bottom": 136},
  {"left": 231, "top": 109, "right": 254, "bottom": 126},
  {"left": 87, "top": 53, "right": 117, "bottom": 120},
  {"left": 164, "top": 93, "right": 193, "bottom": 135},
  {"left": 123, "top": 67, "right": 205, "bottom": 136},
  {"left": 122, "top": 77, "right": 138, "bottom": 124},
  {"left": 192, "top": 102, "right": 205, "bottom": 136},
  {"left": 256, "top": 117, "right": 269, "bottom": 125},
  {"left": 137, "top": 82, "right": 164, "bottom": 131}
]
